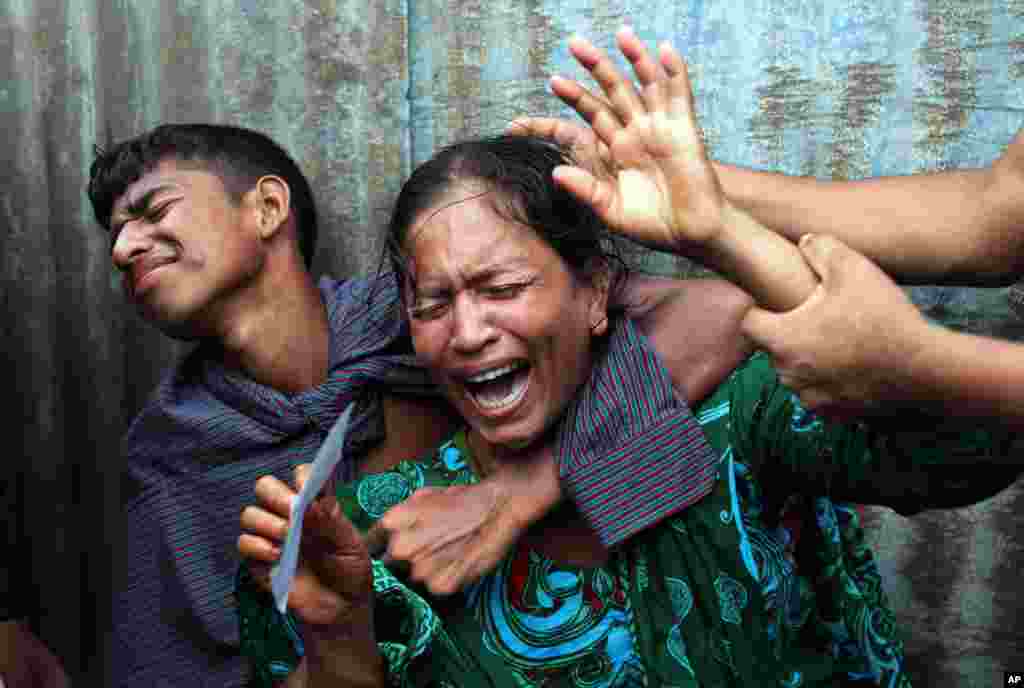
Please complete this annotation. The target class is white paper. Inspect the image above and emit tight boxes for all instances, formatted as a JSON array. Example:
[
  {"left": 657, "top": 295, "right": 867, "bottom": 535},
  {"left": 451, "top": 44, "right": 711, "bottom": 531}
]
[{"left": 271, "top": 401, "right": 354, "bottom": 614}]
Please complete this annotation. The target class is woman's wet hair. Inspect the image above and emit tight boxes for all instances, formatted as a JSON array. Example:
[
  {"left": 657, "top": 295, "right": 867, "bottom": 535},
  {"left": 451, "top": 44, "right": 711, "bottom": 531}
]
[{"left": 384, "top": 134, "right": 628, "bottom": 307}]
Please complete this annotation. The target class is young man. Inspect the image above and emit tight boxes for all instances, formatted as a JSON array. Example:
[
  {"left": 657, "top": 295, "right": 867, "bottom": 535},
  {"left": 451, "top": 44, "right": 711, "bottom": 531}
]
[{"left": 88, "top": 123, "right": 752, "bottom": 686}]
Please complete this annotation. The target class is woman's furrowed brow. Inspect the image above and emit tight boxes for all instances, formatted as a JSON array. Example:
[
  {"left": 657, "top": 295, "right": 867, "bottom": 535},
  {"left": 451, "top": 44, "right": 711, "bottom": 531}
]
[
  {"left": 463, "top": 256, "right": 535, "bottom": 281},
  {"left": 414, "top": 257, "right": 532, "bottom": 290}
]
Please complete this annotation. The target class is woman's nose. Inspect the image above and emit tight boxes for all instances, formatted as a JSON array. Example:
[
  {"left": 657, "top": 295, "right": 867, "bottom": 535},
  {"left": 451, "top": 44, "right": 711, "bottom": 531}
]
[{"left": 450, "top": 295, "right": 498, "bottom": 353}]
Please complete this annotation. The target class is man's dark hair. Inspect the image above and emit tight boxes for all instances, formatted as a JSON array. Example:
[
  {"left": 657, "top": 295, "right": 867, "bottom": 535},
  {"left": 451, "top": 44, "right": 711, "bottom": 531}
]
[
  {"left": 87, "top": 123, "right": 318, "bottom": 267},
  {"left": 385, "top": 134, "right": 628, "bottom": 305}
]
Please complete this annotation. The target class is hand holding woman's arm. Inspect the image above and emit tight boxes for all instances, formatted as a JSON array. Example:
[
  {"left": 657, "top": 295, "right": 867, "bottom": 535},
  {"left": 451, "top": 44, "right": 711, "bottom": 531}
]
[
  {"left": 238, "top": 465, "right": 385, "bottom": 688},
  {"left": 743, "top": 233, "right": 1024, "bottom": 425}
]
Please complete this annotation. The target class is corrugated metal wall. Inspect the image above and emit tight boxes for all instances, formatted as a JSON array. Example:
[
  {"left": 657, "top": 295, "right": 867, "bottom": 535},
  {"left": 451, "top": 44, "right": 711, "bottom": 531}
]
[{"left": 2, "top": 1, "right": 1022, "bottom": 685}]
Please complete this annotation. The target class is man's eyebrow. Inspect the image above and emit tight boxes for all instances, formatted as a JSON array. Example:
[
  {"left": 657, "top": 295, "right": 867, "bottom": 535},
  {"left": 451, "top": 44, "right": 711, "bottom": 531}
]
[
  {"left": 123, "top": 185, "right": 177, "bottom": 214},
  {"left": 111, "top": 184, "right": 177, "bottom": 228}
]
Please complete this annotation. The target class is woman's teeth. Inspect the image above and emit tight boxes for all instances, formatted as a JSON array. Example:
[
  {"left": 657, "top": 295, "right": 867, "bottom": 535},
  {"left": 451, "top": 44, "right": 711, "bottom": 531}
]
[
  {"left": 466, "top": 364, "right": 529, "bottom": 409},
  {"left": 466, "top": 363, "right": 520, "bottom": 383}
]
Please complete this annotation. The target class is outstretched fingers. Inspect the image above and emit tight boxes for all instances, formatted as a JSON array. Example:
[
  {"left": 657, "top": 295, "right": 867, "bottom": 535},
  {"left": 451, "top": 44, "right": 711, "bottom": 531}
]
[
  {"left": 567, "top": 34, "right": 644, "bottom": 126},
  {"left": 552, "top": 164, "right": 623, "bottom": 227},
  {"left": 549, "top": 74, "right": 623, "bottom": 148},
  {"left": 615, "top": 26, "right": 669, "bottom": 114},
  {"left": 659, "top": 43, "right": 699, "bottom": 137},
  {"left": 507, "top": 117, "right": 591, "bottom": 147}
]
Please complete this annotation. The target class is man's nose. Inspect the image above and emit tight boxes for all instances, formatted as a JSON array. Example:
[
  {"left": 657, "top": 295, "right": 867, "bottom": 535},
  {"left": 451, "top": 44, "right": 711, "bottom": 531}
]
[{"left": 111, "top": 220, "right": 152, "bottom": 270}]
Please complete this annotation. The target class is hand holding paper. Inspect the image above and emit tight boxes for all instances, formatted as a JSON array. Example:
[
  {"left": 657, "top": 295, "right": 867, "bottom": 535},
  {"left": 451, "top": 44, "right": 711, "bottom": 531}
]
[
  {"left": 240, "top": 400, "right": 376, "bottom": 631},
  {"left": 270, "top": 402, "right": 354, "bottom": 613}
]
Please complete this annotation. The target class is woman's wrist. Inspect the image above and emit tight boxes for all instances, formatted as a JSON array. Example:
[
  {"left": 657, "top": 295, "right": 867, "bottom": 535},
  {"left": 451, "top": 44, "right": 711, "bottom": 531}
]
[{"left": 702, "top": 202, "right": 819, "bottom": 312}]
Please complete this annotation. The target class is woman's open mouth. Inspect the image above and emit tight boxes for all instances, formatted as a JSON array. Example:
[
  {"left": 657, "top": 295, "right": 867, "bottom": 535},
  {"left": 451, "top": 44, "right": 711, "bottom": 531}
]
[{"left": 463, "top": 361, "right": 530, "bottom": 411}]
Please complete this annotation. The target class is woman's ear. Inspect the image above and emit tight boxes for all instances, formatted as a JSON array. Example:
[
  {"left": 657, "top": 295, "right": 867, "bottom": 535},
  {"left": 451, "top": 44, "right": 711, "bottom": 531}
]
[
  {"left": 252, "top": 175, "right": 291, "bottom": 240},
  {"left": 585, "top": 258, "right": 612, "bottom": 336}
]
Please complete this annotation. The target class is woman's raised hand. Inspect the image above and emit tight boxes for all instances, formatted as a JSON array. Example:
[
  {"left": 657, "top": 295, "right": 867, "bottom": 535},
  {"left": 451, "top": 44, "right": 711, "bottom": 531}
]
[
  {"left": 238, "top": 464, "right": 374, "bottom": 629},
  {"left": 547, "top": 27, "right": 726, "bottom": 255}
]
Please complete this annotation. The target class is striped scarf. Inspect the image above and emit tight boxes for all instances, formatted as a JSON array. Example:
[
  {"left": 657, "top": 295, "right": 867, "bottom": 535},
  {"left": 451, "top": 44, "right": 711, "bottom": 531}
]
[{"left": 555, "top": 316, "right": 719, "bottom": 545}]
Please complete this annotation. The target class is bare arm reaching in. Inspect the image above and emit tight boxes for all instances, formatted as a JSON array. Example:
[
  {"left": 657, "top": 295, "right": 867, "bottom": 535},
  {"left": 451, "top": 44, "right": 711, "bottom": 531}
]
[
  {"left": 716, "top": 131, "right": 1024, "bottom": 286},
  {"left": 520, "top": 116, "right": 1024, "bottom": 286}
]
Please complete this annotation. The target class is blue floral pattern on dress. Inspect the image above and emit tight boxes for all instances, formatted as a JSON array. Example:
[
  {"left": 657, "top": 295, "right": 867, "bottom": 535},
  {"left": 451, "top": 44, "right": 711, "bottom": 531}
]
[
  {"left": 714, "top": 574, "right": 749, "bottom": 625},
  {"left": 357, "top": 472, "right": 413, "bottom": 517}
]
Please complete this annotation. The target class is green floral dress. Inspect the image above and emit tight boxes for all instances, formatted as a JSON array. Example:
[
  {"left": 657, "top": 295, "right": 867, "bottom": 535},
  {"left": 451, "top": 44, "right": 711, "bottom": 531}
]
[{"left": 236, "top": 353, "right": 1020, "bottom": 687}]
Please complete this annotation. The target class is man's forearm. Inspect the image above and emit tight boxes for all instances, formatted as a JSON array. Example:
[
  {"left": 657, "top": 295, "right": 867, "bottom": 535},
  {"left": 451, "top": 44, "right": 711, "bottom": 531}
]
[
  {"left": 491, "top": 442, "right": 562, "bottom": 533},
  {"left": 905, "top": 325, "right": 1024, "bottom": 427},
  {"left": 714, "top": 148, "right": 1024, "bottom": 286}
]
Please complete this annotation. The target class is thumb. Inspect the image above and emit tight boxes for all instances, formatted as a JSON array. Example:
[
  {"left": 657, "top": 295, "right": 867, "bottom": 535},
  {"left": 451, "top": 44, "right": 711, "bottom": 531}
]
[
  {"left": 552, "top": 165, "right": 621, "bottom": 226},
  {"left": 796, "top": 233, "right": 859, "bottom": 291},
  {"left": 363, "top": 521, "right": 389, "bottom": 558},
  {"left": 308, "top": 497, "right": 365, "bottom": 556},
  {"left": 740, "top": 304, "right": 785, "bottom": 351}
]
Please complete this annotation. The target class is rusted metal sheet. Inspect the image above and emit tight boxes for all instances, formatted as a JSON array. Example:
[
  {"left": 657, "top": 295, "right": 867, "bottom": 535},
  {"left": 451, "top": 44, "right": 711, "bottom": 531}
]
[{"left": 2, "top": 1, "right": 1021, "bottom": 684}]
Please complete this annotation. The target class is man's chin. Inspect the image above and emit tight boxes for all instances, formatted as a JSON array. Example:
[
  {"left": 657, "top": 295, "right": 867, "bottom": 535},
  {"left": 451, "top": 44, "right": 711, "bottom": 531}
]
[
  {"left": 152, "top": 320, "right": 203, "bottom": 341},
  {"left": 138, "top": 304, "right": 203, "bottom": 341}
]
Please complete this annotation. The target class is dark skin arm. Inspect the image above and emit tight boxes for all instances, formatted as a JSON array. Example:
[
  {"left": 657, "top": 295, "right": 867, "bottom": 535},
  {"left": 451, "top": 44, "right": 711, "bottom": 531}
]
[{"left": 624, "top": 274, "right": 754, "bottom": 400}]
